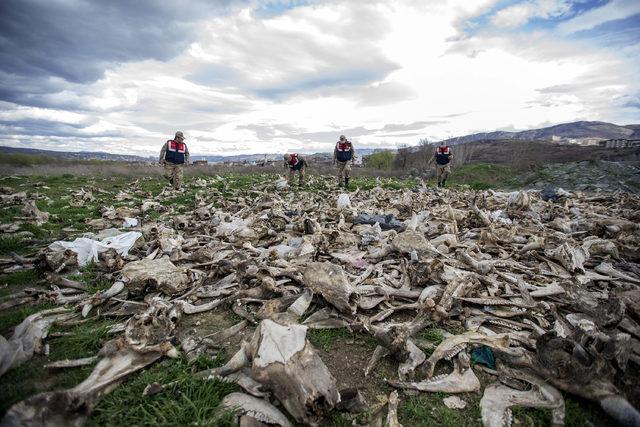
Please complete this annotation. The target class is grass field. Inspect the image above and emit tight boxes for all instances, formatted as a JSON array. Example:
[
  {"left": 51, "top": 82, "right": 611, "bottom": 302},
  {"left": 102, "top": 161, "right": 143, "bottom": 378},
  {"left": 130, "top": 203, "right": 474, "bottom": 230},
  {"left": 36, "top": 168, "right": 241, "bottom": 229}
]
[{"left": 0, "top": 167, "right": 620, "bottom": 426}]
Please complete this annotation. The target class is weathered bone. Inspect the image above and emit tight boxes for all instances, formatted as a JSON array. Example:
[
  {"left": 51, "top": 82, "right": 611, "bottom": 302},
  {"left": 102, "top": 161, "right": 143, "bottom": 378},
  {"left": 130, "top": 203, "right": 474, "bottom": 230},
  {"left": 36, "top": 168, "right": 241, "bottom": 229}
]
[
  {"left": 480, "top": 370, "right": 565, "bottom": 427},
  {"left": 221, "top": 392, "right": 292, "bottom": 427},
  {"left": 389, "top": 356, "right": 480, "bottom": 393},
  {"left": 121, "top": 258, "right": 193, "bottom": 295},
  {"left": 0, "top": 307, "right": 73, "bottom": 377},
  {"left": 303, "top": 262, "right": 357, "bottom": 314}
]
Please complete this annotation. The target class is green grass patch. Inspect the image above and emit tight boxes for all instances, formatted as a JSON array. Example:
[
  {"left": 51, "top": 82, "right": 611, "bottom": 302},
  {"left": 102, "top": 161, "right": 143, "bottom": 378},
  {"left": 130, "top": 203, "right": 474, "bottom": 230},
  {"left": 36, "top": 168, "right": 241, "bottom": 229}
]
[
  {"left": 448, "top": 162, "right": 518, "bottom": 190},
  {"left": 0, "top": 206, "right": 21, "bottom": 224},
  {"left": 0, "top": 269, "right": 40, "bottom": 297},
  {"left": 421, "top": 328, "right": 445, "bottom": 345},
  {"left": 0, "top": 236, "right": 24, "bottom": 255},
  {"left": 49, "top": 318, "right": 116, "bottom": 360},
  {"left": 89, "top": 356, "right": 238, "bottom": 426},
  {"left": 398, "top": 392, "right": 482, "bottom": 427},
  {"left": 0, "top": 269, "right": 39, "bottom": 287},
  {"left": 308, "top": 328, "right": 377, "bottom": 351}
]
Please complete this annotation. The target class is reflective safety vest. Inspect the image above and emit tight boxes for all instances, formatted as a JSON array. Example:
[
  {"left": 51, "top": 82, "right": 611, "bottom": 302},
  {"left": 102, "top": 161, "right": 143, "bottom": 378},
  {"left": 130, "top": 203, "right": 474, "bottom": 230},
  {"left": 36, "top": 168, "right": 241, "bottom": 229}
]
[
  {"left": 336, "top": 141, "right": 353, "bottom": 162},
  {"left": 435, "top": 145, "right": 451, "bottom": 165},
  {"left": 165, "top": 140, "right": 187, "bottom": 164},
  {"left": 288, "top": 153, "right": 304, "bottom": 170}
]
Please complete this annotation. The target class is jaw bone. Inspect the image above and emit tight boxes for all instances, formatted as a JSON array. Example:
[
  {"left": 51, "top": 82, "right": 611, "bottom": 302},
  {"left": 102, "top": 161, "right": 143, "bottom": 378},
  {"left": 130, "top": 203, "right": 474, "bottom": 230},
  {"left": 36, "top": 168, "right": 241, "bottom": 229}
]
[
  {"left": 221, "top": 392, "right": 292, "bottom": 427},
  {"left": 480, "top": 370, "right": 565, "bottom": 427},
  {"left": 424, "top": 332, "right": 511, "bottom": 378},
  {"left": 389, "top": 355, "right": 481, "bottom": 393}
]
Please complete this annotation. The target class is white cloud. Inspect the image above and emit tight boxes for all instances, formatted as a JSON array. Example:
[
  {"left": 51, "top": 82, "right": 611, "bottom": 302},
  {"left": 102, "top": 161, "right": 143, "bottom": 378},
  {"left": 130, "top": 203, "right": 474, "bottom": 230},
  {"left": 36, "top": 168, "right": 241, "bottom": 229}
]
[
  {"left": 491, "top": 0, "right": 573, "bottom": 28},
  {"left": 558, "top": 0, "right": 640, "bottom": 34}
]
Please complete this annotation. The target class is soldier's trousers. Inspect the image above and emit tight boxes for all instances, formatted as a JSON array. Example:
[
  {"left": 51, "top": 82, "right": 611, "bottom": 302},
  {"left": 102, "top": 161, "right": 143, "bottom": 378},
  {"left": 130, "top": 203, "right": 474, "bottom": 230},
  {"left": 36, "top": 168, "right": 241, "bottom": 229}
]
[
  {"left": 336, "top": 161, "right": 351, "bottom": 183},
  {"left": 288, "top": 167, "right": 305, "bottom": 186},
  {"left": 164, "top": 163, "right": 184, "bottom": 189},
  {"left": 436, "top": 164, "right": 451, "bottom": 183}
]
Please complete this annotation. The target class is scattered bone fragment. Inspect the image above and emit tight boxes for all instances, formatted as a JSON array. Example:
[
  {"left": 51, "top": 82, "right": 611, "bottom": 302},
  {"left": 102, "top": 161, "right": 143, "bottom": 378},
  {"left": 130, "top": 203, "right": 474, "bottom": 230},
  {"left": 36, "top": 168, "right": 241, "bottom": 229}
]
[
  {"left": 385, "top": 391, "right": 402, "bottom": 427},
  {"left": 443, "top": 396, "right": 467, "bottom": 410},
  {"left": 22, "top": 200, "right": 49, "bottom": 225},
  {"left": 221, "top": 392, "right": 292, "bottom": 427},
  {"left": 45, "top": 356, "right": 98, "bottom": 370}
]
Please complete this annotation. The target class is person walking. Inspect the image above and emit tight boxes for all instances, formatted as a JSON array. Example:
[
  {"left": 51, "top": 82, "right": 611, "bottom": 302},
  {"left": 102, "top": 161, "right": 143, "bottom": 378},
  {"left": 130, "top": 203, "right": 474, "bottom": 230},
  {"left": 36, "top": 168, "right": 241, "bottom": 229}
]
[
  {"left": 283, "top": 153, "right": 307, "bottom": 187},
  {"left": 159, "top": 131, "right": 190, "bottom": 189},
  {"left": 435, "top": 141, "right": 452, "bottom": 187},
  {"left": 333, "top": 135, "right": 355, "bottom": 189}
]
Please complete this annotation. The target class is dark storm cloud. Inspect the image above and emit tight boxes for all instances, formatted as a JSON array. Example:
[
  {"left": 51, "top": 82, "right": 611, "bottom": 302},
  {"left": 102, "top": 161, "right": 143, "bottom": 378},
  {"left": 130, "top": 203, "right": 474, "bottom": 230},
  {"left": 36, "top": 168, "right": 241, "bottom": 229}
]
[
  {"left": 0, "top": 118, "right": 123, "bottom": 139},
  {"left": 0, "top": 0, "right": 242, "bottom": 103}
]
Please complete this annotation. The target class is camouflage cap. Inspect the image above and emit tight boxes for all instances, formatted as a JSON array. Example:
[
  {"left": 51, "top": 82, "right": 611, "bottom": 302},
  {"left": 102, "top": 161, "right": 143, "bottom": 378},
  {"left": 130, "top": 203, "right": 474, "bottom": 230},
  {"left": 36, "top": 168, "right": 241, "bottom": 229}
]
[
  {"left": 283, "top": 154, "right": 291, "bottom": 161},
  {"left": 339, "top": 135, "right": 346, "bottom": 140},
  {"left": 175, "top": 131, "right": 184, "bottom": 139}
]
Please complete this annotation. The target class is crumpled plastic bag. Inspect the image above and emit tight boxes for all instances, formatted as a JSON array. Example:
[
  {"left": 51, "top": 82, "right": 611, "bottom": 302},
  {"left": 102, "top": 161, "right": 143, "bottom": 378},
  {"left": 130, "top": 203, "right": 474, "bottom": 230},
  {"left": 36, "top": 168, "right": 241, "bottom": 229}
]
[
  {"left": 471, "top": 346, "right": 496, "bottom": 369},
  {"left": 216, "top": 217, "right": 256, "bottom": 239},
  {"left": 360, "top": 222, "right": 383, "bottom": 245},
  {"left": 353, "top": 213, "right": 405, "bottom": 231},
  {"left": 276, "top": 178, "right": 289, "bottom": 189},
  {"left": 489, "top": 210, "right": 512, "bottom": 225},
  {"left": 122, "top": 217, "right": 139, "bottom": 228},
  {"left": 540, "top": 187, "right": 573, "bottom": 202},
  {"left": 337, "top": 193, "right": 351, "bottom": 210},
  {"left": 48, "top": 231, "right": 143, "bottom": 267}
]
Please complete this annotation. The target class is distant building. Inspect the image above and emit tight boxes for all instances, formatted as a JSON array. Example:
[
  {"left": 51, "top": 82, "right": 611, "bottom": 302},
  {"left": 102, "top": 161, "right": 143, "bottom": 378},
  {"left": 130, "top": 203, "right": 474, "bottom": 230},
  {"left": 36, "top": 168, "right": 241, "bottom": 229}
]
[
  {"left": 599, "top": 138, "right": 640, "bottom": 148},
  {"left": 193, "top": 160, "right": 208, "bottom": 165}
]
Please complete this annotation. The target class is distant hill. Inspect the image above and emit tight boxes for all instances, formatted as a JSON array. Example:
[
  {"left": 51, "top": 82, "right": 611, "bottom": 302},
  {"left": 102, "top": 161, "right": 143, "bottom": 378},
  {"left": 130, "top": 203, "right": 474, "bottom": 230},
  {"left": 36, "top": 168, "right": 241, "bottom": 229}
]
[
  {"left": 0, "top": 146, "right": 152, "bottom": 163},
  {"left": 444, "top": 121, "right": 639, "bottom": 145}
]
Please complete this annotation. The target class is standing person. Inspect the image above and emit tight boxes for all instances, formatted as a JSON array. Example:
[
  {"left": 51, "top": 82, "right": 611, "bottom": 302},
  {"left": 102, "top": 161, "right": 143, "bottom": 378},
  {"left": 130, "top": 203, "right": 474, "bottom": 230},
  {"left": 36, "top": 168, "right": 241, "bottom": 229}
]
[
  {"left": 283, "top": 153, "right": 307, "bottom": 187},
  {"left": 333, "top": 135, "right": 355, "bottom": 189},
  {"left": 435, "top": 141, "right": 453, "bottom": 187},
  {"left": 159, "top": 131, "right": 190, "bottom": 189}
]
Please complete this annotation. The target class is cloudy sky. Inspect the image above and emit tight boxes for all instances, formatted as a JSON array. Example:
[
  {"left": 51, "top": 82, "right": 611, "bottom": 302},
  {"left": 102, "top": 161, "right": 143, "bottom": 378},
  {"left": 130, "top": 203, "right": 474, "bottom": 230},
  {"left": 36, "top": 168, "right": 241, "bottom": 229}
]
[{"left": 0, "top": 0, "right": 638, "bottom": 156}]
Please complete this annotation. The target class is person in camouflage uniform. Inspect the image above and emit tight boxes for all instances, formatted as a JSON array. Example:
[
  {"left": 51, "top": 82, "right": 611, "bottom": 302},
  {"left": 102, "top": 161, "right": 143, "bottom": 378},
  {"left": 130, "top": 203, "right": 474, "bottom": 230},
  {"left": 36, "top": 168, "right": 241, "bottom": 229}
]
[
  {"left": 159, "top": 131, "right": 190, "bottom": 189},
  {"left": 283, "top": 153, "right": 307, "bottom": 187},
  {"left": 435, "top": 141, "right": 453, "bottom": 188},
  {"left": 333, "top": 135, "right": 355, "bottom": 189}
]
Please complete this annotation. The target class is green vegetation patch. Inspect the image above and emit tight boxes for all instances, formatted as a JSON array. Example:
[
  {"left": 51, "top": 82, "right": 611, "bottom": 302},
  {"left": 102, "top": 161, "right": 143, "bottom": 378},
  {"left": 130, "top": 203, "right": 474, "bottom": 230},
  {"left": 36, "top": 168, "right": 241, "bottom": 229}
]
[
  {"left": 49, "top": 318, "right": 116, "bottom": 360},
  {"left": 398, "top": 392, "right": 482, "bottom": 427},
  {"left": 89, "top": 356, "right": 238, "bottom": 426},
  {"left": 308, "top": 328, "right": 377, "bottom": 351},
  {"left": 448, "top": 162, "right": 519, "bottom": 190},
  {"left": 0, "top": 236, "right": 24, "bottom": 255},
  {"left": 366, "top": 151, "right": 396, "bottom": 170}
]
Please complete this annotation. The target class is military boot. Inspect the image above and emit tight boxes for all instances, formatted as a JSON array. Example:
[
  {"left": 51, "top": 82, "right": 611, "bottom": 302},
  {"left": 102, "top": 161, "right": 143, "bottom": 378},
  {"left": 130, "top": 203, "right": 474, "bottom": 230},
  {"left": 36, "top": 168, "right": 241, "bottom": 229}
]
[{"left": 345, "top": 177, "right": 350, "bottom": 190}]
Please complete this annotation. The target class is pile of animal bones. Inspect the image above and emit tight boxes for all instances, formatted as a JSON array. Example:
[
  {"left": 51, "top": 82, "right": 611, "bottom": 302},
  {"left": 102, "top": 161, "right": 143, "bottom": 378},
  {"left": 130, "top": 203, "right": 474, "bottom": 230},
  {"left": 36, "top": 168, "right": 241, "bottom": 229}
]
[{"left": 1, "top": 175, "right": 639, "bottom": 426}]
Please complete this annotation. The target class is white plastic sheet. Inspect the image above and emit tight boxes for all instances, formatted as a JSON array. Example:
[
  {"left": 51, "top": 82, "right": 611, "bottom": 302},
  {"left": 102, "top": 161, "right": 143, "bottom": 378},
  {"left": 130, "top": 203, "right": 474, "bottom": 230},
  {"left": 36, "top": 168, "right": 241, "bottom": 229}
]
[
  {"left": 48, "top": 231, "right": 142, "bottom": 267},
  {"left": 122, "top": 217, "right": 139, "bottom": 228},
  {"left": 337, "top": 193, "right": 351, "bottom": 210}
]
